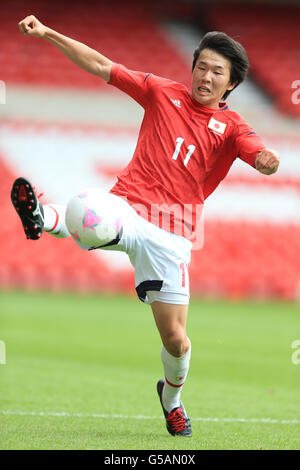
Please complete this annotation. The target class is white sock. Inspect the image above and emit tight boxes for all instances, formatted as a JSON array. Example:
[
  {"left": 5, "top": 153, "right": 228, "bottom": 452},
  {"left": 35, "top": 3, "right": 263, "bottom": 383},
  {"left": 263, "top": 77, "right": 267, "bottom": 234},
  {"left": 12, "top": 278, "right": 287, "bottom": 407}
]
[
  {"left": 43, "top": 204, "right": 70, "bottom": 238},
  {"left": 161, "top": 338, "right": 191, "bottom": 412}
]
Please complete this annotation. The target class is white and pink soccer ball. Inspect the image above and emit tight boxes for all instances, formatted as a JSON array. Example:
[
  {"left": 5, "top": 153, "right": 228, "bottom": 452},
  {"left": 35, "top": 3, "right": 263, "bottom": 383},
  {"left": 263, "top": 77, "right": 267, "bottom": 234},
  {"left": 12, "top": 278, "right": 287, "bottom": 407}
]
[{"left": 66, "top": 188, "right": 122, "bottom": 248}]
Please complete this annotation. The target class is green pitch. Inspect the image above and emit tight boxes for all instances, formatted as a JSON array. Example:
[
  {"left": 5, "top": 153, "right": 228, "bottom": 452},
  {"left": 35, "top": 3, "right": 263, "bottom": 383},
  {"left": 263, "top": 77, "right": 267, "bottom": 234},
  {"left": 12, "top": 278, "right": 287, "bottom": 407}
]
[{"left": 0, "top": 290, "right": 299, "bottom": 450}]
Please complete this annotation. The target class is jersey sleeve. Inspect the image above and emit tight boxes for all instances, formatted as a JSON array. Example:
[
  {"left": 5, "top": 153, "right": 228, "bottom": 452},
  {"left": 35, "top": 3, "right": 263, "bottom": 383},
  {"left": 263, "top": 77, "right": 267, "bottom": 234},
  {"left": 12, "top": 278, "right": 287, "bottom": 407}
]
[
  {"left": 235, "top": 120, "right": 266, "bottom": 168},
  {"left": 107, "top": 63, "right": 163, "bottom": 108}
]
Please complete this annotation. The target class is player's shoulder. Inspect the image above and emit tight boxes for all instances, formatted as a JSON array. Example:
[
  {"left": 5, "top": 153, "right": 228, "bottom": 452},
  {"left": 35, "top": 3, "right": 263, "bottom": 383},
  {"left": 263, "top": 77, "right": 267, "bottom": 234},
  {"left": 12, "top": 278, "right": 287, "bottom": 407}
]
[
  {"left": 214, "top": 107, "right": 251, "bottom": 132},
  {"left": 110, "top": 63, "right": 186, "bottom": 95},
  {"left": 147, "top": 73, "right": 187, "bottom": 92}
]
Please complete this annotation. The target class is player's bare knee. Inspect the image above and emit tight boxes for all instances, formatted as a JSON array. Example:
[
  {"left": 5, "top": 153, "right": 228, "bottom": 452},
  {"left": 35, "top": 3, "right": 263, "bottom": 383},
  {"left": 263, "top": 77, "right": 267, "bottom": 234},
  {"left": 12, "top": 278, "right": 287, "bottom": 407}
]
[{"left": 163, "top": 330, "right": 188, "bottom": 357}]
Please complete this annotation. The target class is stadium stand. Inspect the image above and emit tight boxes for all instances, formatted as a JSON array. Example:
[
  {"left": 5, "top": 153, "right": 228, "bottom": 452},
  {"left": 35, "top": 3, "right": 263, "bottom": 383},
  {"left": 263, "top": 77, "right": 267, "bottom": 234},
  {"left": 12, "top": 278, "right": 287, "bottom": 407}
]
[
  {"left": 190, "top": 220, "right": 300, "bottom": 300},
  {"left": 204, "top": 3, "right": 300, "bottom": 118},
  {"left": 1, "top": 0, "right": 191, "bottom": 89}
]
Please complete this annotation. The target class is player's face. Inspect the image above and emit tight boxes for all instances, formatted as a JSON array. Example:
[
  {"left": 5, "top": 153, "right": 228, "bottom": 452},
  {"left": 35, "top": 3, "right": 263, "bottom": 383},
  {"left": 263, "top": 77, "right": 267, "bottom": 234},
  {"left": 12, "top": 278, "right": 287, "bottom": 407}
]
[{"left": 191, "top": 49, "right": 236, "bottom": 108}]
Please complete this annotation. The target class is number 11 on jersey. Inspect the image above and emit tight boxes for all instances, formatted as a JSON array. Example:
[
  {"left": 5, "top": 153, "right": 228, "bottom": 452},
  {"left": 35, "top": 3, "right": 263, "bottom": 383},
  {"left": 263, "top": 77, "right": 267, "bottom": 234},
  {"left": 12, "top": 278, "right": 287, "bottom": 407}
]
[{"left": 171, "top": 137, "right": 196, "bottom": 167}]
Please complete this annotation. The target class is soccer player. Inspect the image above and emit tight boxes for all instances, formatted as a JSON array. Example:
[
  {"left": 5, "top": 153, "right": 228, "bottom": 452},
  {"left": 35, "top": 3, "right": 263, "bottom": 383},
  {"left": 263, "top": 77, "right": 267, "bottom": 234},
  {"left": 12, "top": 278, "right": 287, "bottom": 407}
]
[{"left": 13, "top": 15, "right": 280, "bottom": 437}]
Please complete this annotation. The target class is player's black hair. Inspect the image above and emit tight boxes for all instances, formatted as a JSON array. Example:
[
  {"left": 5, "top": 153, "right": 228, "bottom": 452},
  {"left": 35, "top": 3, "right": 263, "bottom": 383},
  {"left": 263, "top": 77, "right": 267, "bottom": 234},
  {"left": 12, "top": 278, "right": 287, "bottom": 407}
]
[{"left": 192, "top": 31, "right": 249, "bottom": 100}]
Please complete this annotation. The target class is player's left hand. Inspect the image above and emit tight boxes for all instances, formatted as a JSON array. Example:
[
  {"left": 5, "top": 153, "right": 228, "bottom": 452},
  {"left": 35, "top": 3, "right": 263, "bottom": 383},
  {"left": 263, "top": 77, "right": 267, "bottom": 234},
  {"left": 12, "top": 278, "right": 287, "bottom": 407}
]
[{"left": 255, "top": 148, "right": 280, "bottom": 175}]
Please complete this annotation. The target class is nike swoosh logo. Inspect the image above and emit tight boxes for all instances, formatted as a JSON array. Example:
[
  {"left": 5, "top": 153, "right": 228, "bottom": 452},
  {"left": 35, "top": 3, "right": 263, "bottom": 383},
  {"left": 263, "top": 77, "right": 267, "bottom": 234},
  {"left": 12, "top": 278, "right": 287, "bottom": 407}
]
[{"left": 32, "top": 204, "right": 44, "bottom": 222}]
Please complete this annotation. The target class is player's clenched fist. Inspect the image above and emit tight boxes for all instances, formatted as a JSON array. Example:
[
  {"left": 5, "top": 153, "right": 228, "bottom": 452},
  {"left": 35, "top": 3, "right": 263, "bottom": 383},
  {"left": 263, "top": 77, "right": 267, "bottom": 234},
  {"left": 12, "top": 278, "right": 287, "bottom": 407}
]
[
  {"left": 18, "top": 15, "right": 47, "bottom": 38},
  {"left": 255, "top": 148, "right": 280, "bottom": 175}
]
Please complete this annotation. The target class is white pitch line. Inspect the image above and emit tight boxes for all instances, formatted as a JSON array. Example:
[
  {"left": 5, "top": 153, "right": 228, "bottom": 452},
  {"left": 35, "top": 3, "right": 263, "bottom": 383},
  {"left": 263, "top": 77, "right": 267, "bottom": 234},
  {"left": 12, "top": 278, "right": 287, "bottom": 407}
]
[{"left": 0, "top": 410, "right": 299, "bottom": 425}]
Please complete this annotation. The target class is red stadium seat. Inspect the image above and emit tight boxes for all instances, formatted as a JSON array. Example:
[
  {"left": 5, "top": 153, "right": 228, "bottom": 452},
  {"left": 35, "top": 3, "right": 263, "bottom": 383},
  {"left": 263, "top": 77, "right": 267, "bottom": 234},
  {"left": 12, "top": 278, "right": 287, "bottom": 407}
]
[{"left": 189, "top": 220, "right": 300, "bottom": 300}]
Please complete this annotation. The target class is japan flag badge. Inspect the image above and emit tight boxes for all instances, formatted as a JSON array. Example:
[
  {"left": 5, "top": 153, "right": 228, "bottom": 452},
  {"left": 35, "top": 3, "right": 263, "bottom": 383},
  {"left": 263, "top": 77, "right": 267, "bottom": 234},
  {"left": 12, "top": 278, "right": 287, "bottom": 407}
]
[{"left": 208, "top": 117, "right": 227, "bottom": 135}]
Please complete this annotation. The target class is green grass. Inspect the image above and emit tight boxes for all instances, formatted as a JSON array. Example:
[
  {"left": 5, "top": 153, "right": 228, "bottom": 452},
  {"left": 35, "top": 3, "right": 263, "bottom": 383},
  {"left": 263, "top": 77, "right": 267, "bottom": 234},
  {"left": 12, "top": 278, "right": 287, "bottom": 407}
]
[{"left": 0, "top": 290, "right": 299, "bottom": 450}]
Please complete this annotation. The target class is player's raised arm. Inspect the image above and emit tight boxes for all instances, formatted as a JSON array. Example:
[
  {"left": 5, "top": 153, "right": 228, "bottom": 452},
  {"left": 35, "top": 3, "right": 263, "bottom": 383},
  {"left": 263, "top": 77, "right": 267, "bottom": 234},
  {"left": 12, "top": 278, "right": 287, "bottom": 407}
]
[{"left": 18, "top": 15, "right": 113, "bottom": 82}]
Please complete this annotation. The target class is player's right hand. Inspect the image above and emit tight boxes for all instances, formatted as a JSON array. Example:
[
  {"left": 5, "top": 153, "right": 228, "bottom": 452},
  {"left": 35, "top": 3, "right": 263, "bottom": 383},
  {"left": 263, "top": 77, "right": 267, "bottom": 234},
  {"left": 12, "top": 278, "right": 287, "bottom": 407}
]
[{"left": 18, "top": 15, "right": 47, "bottom": 38}]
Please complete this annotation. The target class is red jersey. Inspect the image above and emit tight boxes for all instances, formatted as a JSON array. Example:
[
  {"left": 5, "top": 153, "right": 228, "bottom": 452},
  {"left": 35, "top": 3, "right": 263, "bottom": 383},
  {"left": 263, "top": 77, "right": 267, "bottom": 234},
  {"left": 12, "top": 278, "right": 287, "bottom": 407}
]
[{"left": 108, "top": 63, "right": 265, "bottom": 239}]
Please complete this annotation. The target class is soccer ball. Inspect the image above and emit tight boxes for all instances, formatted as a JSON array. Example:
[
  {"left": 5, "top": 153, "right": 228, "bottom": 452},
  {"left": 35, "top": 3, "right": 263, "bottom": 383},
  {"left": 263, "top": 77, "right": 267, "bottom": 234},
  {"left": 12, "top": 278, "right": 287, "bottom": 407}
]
[{"left": 65, "top": 188, "right": 122, "bottom": 248}]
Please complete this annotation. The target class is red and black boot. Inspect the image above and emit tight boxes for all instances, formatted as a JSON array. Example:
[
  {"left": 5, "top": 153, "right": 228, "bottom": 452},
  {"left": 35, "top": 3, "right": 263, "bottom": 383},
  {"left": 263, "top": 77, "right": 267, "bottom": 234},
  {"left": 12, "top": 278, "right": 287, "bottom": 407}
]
[
  {"left": 11, "top": 177, "right": 44, "bottom": 240},
  {"left": 157, "top": 378, "right": 192, "bottom": 437}
]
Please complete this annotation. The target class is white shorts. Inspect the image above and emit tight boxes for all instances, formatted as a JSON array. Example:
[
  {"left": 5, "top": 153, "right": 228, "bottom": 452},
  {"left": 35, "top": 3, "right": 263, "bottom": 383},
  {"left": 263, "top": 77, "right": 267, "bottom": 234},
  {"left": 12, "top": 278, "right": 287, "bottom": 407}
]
[{"left": 75, "top": 191, "right": 192, "bottom": 305}]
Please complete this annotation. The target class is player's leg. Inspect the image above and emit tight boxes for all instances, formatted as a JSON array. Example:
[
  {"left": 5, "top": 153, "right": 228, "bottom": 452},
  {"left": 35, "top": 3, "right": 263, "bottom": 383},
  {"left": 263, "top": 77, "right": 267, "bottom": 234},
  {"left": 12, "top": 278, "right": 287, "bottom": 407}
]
[
  {"left": 11, "top": 178, "right": 126, "bottom": 251},
  {"left": 151, "top": 300, "right": 192, "bottom": 436},
  {"left": 151, "top": 300, "right": 189, "bottom": 357},
  {"left": 129, "top": 213, "right": 192, "bottom": 436},
  {"left": 43, "top": 204, "right": 71, "bottom": 238},
  {"left": 11, "top": 177, "right": 74, "bottom": 240}
]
